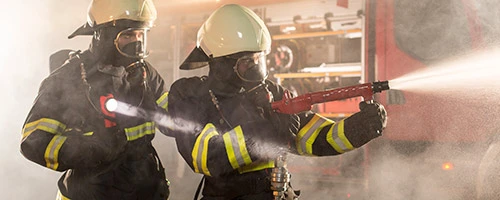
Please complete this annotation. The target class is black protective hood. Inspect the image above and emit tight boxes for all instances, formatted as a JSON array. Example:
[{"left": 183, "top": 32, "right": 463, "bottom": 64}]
[
  {"left": 68, "top": 23, "right": 94, "bottom": 39},
  {"left": 179, "top": 47, "right": 210, "bottom": 70}
]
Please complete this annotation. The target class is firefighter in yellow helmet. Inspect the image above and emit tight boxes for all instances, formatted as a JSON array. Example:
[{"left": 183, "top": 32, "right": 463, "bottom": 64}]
[
  {"left": 165, "top": 4, "right": 387, "bottom": 199},
  {"left": 20, "top": 0, "right": 170, "bottom": 199}
]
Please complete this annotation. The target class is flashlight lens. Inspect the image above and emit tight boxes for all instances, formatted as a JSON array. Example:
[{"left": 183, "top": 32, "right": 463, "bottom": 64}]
[{"left": 105, "top": 98, "right": 118, "bottom": 112}]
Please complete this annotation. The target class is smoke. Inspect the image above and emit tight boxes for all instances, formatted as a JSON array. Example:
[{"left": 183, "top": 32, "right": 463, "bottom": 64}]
[
  {"left": 5, "top": 1, "right": 500, "bottom": 200},
  {"left": 0, "top": 1, "right": 90, "bottom": 199}
]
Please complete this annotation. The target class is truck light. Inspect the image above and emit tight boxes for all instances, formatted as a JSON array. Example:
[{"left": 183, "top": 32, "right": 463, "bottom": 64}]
[{"left": 442, "top": 162, "right": 454, "bottom": 171}]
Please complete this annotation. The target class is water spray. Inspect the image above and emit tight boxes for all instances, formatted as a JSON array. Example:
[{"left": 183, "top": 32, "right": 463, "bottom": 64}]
[{"left": 388, "top": 48, "right": 500, "bottom": 93}]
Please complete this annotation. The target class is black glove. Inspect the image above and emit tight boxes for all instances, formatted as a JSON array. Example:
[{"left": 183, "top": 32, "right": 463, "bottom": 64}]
[
  {"left": 360, "top": 101, "right": 387, "bottom": 132},
  {"left": 244, "top": 82, "right": 273, "bottom": 111},
  {"left": 343, "top": 101, "right": 387, "bottom": 147},
  {"left": 244, "top": 83, "right": 299, "bottom": 147},
  {"left": 59, "top": 126, "right": 128, "bottom": 169},
  {"left": 268, "top": 111, "right": 300, "bottom": 147}
]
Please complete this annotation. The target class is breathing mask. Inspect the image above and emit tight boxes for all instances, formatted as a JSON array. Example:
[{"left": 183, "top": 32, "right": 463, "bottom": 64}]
[
  {"left": 230, "top": 52, "right": 269, "bottom": 83},
  {"left": 114, "top": 28, "right": 149, "bottom": 60}
]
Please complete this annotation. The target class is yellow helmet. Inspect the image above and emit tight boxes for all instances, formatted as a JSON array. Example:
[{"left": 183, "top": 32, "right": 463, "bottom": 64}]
[
  {"left": 180, "top": 4, "right": 272, "bottom": 70},
  {"left": 69, "top": 0, "right": 157, "bottom": 39}
]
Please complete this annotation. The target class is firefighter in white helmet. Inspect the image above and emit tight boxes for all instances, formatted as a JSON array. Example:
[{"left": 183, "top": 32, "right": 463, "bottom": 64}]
[
  {"left": 20, "top": 0, "right": 170, "bottom": 199},
  {"left": 164, "top": 4, "right": 387, "bottom": 199}
]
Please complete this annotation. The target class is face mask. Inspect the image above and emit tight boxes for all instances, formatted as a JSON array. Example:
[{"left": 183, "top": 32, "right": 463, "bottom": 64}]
[
  {"left": 120, "top": 41, "right": 144, "bottom": 58},
  {"left": 232, "top": 52, "right": 268, "bottom": 82},
  {"left": 114, "top": 28, "right": 149, "bottom": 59}
]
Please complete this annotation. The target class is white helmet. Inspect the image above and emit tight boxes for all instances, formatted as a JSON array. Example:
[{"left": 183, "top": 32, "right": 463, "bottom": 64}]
[
  {"left": 180, "top": 4, "right": 272, "bottom": 70},
  {"left": 69, "top": 0, "right": 157, "bottom": 39},
  {"left": 88, "top": 0, "right": 157, "bottom": 28}
]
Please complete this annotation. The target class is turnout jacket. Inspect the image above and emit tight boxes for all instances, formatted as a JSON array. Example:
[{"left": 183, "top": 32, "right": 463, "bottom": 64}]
[
  {"left": 166, "top": 76, "right": 380, "bottom": 199},
  {"left": 21, "top": 50, "right": 170, "bottom": 200}
]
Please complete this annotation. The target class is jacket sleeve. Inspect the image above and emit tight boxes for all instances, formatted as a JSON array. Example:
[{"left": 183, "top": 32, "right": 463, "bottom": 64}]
[
  {"left": 144, "top": 63, "right": 171, "bottom": 136},
  {"left": 167, "top": 78, "right": 276, "bottom": 177},
  {"left": 20, "top": 76, "right": 127, "bottom": 172},
  {"left": 292, "top": 107, "right": 381, "bottom": 157},
  {"left": 266, "top": 80, "right": 379, "bottom": 157}
]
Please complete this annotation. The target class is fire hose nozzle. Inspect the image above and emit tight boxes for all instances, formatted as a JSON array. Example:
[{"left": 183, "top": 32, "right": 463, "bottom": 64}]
[
  {"left": 272, "top": 80, "right": 390, "bottom": 114},
  {"left": 372, "top": 80, "right": 390, "bottom": 93}
]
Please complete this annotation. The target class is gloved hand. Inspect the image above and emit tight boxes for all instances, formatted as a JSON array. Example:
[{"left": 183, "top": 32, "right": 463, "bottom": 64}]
[
  {"left": 59, "top": 126, "right": 128, "bottom": 169},
  {"left": 343, "top": 101, "right": 387, "bottom": 147},
  {"left": 243, "top": 82, "right": 273, "bottom": 111},
  {"left": 268, "top": 111, "right": 300, "bottom": 147},
  {"left": 243, "top": 83, "right": 300, "bottom": 133}
]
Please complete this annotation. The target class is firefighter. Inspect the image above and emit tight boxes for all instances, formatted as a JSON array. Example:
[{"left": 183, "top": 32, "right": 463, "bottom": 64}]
[
  {"left": 20, "top": 0, "right": 170, "bottom": 199},
  {"left": 165, "top": 4, "right": 387, "bottom": 200}
]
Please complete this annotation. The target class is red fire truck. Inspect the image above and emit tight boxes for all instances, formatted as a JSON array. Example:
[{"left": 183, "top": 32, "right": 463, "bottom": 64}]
[
  {"left": 268, "top": 1, "right": 500, "bottom": 199},
  {"left": 368, "top": 1, "right": 500, "bottom": 200}
]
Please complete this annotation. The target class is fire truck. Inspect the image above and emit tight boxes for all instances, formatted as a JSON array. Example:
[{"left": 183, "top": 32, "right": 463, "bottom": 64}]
[
  {"left": 366, "top": 1, "right": 500, "bottom": 200},
  {"left": 265, "top": 1, "right": 500, "bottom": 199},
  {"left": 150, "top": 0, "right": 500, "bottom": 199}
]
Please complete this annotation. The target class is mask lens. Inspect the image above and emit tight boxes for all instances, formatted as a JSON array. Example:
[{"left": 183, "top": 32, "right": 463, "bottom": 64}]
[
  {"left": 115, "top": 28, "right": 148, "bottom": 58},
  {"left": 234, "top": 52, "right": 268, "bottom": 82}
]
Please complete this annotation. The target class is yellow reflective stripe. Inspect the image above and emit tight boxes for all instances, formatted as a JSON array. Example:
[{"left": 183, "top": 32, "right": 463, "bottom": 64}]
[
  {"left": 124, "top": 122, "right": 155, "bottom": 141},
  {"left": 83, "top": 132, "right": 94, "bottom": 136},
  {"left": 156, "top": 92, "right": 169, "bottom": 110},
  {"left": 44, "top": 135, "right": 67, "bottom": 170},
  {"left": 223, "top": 133, "right": 238, "bottom": 169},
  {"left": 223, "top": 126, "right": 252, "bottom": 169},
  {"left": 238, "top": 160, "right": 275, "bottom": 174},
  {"left": 296, "top": 114, "right": 334, "bottom": 155},
  {"left": 192, "top": 123, "right": 218, "bottom": 176},
  {"left": 56, "top": 190, "right": 71, "bottom": 200},
  {"left": 22, "top": 118, "right": 66, "bottom": 139},
  {"left": 326, "top": 123, "right": 344, "bottom": 153},
  {"left": 337, "top": 120, "right": 354, "bottom": 150},
  {"left": 326, "top": 120, "right": 354, "bottom": 153}
]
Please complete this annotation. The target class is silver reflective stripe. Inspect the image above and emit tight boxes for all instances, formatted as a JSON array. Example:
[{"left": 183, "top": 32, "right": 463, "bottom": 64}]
[
  {"left": 299, "top": 116, "right": 327, "bottom": 155},
  {"left": 194, "top": 126, "right": 216, "bottom": 173},
  {"left": 23, "top": 124, "right": 37, "bottom": 134},
  {"left": 192, "top": 124, "right": 219, "bottom": 176},
  {"left": 327, "top": 120, "right": 353, "bottom": 153},
  {"left": 23, "top": 118, "right": 66, "bottom": 139},
  {"left": 226, "top": 128, "right": 246, "bottom": 168},
  {"left": 156, "top": 92, "right": 169, "bottom": 110},
  {"left": 45, "top": 135, "right": 67, "bottom": 170},
  {"left": 125, "top": 122, "right": 155, "bottom": 141},
  {"left": 330, "top": 123, "right": 348, "bottom": 151},
  {"left": 41, "top": 121, "right": 65, "bottom": 133}
]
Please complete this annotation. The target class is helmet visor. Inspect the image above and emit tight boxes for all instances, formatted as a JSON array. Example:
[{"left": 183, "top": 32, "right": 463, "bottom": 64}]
[
  {"left": 233, "top": 52, "right": 268, "bottom": 82},
  {"left": 114, "top": 28, "right": 149, "bottom": 59}
]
